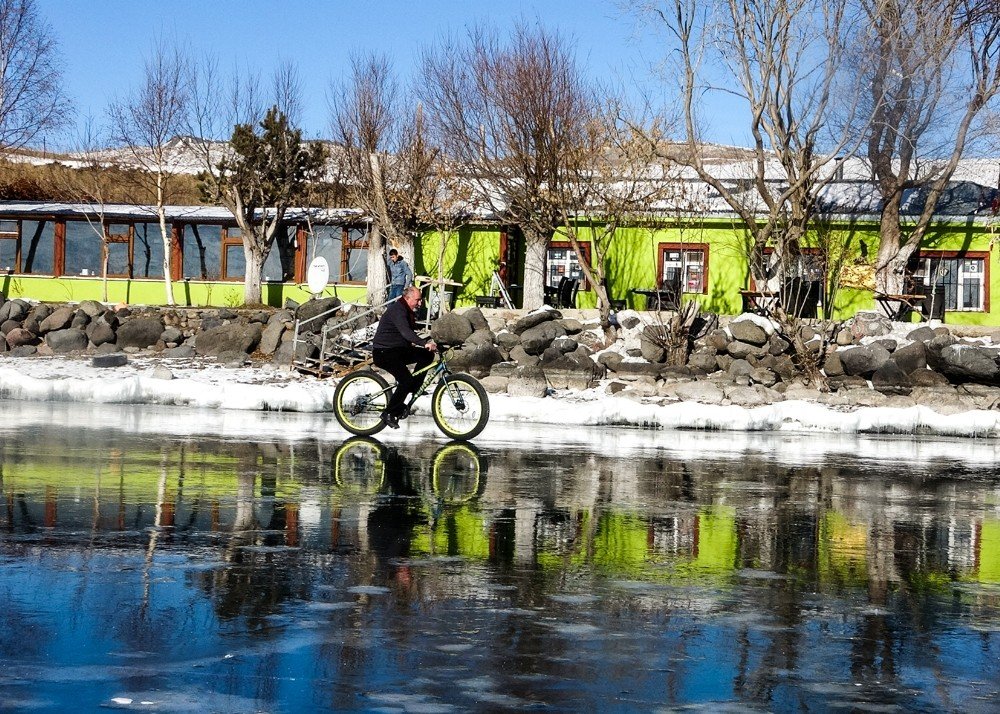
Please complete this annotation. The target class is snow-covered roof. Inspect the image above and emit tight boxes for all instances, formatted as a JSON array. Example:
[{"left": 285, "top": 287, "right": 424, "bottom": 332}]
[{"left": 0, "top": 201, "right": 365, "bottom": 223}]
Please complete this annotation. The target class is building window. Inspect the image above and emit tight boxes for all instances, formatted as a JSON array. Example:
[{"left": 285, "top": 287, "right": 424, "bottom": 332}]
[
  {"left": 546, "top": 242, "right": 589, "bottom": 288},
  {"left": 183, "top": 224, "right": 221, "bottom": 280},
  {"left": 917, "top": 252, "right": 987, "bottom": 312},
  {"left": 344, "top": 227, "right": 369, "bottom": 283},
  {"left": 221, "top": 227, "right": 244, "bottom": 281},
  {"left": 309, "top": 225, "right": 344, "bottom": 284},
  {"left": 132, "top": 223, "right": 165, "bottom": 279},
  {"left": 659, "top": 243, "right": 708, "bottom": 293},
  {"left": 20, "top": 220, "right": 54, "bottom": 275},
  {"left": 0, "top": 219, "right": 18, "bottom": 272}
]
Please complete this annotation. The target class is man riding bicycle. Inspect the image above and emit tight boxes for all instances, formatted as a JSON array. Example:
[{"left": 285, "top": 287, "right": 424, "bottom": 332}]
[{"left": 372, "top": 286, "right": 438, "bottom": 429}]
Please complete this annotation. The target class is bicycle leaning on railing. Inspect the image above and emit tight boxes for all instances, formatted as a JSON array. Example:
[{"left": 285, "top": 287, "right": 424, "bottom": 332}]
[{"left": 332, "top": 348, "right": 490, "bottom": 440}]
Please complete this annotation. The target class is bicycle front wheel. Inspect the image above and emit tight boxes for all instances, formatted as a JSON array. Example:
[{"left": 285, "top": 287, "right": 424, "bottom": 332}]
[
  {"left": 431, "top": 373, "right": 490, "bottom": 440},
  {"left": 334, "top": 371, "right": 390, "bottom": 436}
]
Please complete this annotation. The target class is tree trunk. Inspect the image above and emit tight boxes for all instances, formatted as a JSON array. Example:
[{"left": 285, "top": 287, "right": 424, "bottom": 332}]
[
  {"left": 874, "top": 200, "right": 908, "bottom": 295},
  {"left": 243, "top": 241, "right": 265, "bottom": 305},
  {"left": 157, "top": 176, "right": 175, "bottom": 306},
  {"left": 522, "top": 228, "right": 548, "bottom": 311},
  {"left": 366, "top": 224, "right": 389, "bottom": 306}
]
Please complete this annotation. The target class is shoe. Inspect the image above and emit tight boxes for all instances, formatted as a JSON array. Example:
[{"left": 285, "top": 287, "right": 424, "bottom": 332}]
[{"left": 381, "top": 413, "right": 400, "bottom": 429}]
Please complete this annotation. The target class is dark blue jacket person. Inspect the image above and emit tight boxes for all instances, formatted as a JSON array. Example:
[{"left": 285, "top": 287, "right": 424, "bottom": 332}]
[{"left": 372, "top": 286, "right": 437, "bottom": 428}]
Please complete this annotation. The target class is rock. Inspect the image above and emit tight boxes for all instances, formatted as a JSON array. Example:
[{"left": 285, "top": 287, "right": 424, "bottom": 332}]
[
  {"left": 92, "top": 353, "right": 128, "bottom": 368},
  {"left": 5, "top": 327, "right": 36, "bottom": 347},
  {"left": 673, "top": 381, "right": 725, "bottom": 404},
  {"left": 463, "top": 307, "right": 490, "bottom": 332},
  {"left": 687, "top": 348, "right": 720, "bottom": 373},
  {"left": 828, "top": 375, "right": 869, "bottom": 391},
  {"left": 508, "top": 345, "right": 539, "bottom": 366},
  {"left": 727, "top": 340, "right": 769, "bottom": 360},
  {"left": 0, "top": 334, "right": 6, "bottom": 352},
  {"left": 619, "top": 315, "right": 640, "bottom": 330},
  {"left": 45, "top": 328, "right": 88, "bottom": 353},
  {"left": 295, "top": 296, "right": 342, "bottom": 326},
  {"left": 512, "top": 309, "right": 560, "bottom": 335},
  {"left": 216, "top": 350, "right": 249, "bottom": 366},
  {"left": 28, "top": 304, "right": 51, "bottom": 323},
  {"left": 77, "top": 300, "right": 106, "bottom": 317},
  {"left": 1, "top": 319, "right": 19, "bottom": 334},
  {"left": 558, "top": 318, "right": 584, "bottom": 335},
  {"left": 835, "top": 328, "right": 855, "bottom": 346},
  {"left": 935, "top": 344, "right": 1000, "bottom": 384},
  {"left": 823, "top": 351, "right": 844, "bottom": 377},
  {"left": 768, "top": 334, "right": 791, "bottom": 356},
  {"left": 728, "top": 359, "right": 753, "bottom": 378},
  {"left": 160, "top": 327, "right": 183, "bottom": 345},
  {"left": 86, "top": 320, "right": 116, "bottom": 347},
  {"left": 465, "top": 328, "right": 496, "bottom": 347},
  {"left": 447, "top": 342, "right": 504, "bottom": 378},
  {"left": 195, "top": 322, "right": 263, "bottom": 356},
  {"left": 872, "top": 338, "right": 897, "bottom": 352},
  {"left": 258, "top": 320, "right": 285, "bottom": 356},
  {"left": 597, "top": 352, "right": 624, "bottom": 371},
  {"left": 163, "top": 344, "right": 196, "bottom": 358},
  {"left": 871, "top": 360, "right": 912, "bottom": 395},
  {"left": 489, "top": 361, "right": 519, "bottom": 377},
  {"left": 725, "top": 385, "right": 770, "bottom": 407},
  {"left": 151, "top": 366, "right": 174, "bottom": 380},
  {"left": 906, "top": 326, "right": 937, "bottom": 343},
  {"left": 0, "top": 299, "right": 29, "bottom": 324},
  {"left": 117, "top": 317, "right": 165, "bottom": 348},
  {"left": 851, "top": 311, "right": 891, "bottom": 338},
  {"left": 728, "top": 318, "right": 769, "bottom": 346},
  {"left": 479, "top": 375, "right": 509, "bottom": 394},
  {"left": 639, "top": 326, "right": 667, "bottom": 363},
  {"left": 551, "top": 337, "right": 578, "bottom": 354},
  {"left": 520, "top": 321, "right": 567, "bottom": 355},
  {"left": 909, "top": 369, "right": 950, "bottom": 387},
  {"left": 430, "top": 312, "right": 474, "bottom": 346},
  {"left": 267, "top": 309, "right": 294, "bottom": 326},
  {"left": 839, "top": 346, "right": 880, "bottom": 377},
  {"left": 38, "top": 306, "right": 74, "bottom": 334},
  {"left": 8, "top": 345, "right": 36, "bottom": 357},
  {"left": 507, "top": 365, "right": 548, "bottom": 397},
  {"left": 750, "top": 367, "right": 778, "bottom": 387},
  {"left": 706, "top": 329, "right": 730, "bottom": 352},
  {"left": 71, "top": 312, "right": 90, "bottom": 330},
  {"left": 891, "top": 341, "right": 927, "bottom": 374},
  {"left": 496, "top": 332, "right": 521, "bottom": 350},
  {"left": 543, "top": 354, "right": 601, "bottom": 390},
  {"left": 843, "top": 388, "right": 889, "bottom": 407},
  {"left": 272, "top": 342, "right": 295, "bottom": 364},
  {"left": 94, "top": 342, "right": 121, "bottom": 355}
]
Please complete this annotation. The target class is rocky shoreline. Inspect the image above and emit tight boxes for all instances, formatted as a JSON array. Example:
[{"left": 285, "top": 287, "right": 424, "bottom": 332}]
[{"left": 3, "top": 291, "right": 1000, "bottom": 416}]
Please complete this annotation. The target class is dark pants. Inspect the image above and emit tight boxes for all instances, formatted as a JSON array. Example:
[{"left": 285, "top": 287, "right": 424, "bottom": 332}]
[
  {"left": 373, "top": 345, "right": 435, "bottom": 417},
  {"left": 388, "top": 284, "right": 405, "bottom": 301}
]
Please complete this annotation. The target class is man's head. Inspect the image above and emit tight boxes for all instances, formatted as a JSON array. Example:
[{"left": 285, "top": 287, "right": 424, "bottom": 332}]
[
  {"left": 402, "top": 286, "right": 422, "bottom": 309},
  {"left": 389, "top": 248, "right": 400, "bottom": 262}
]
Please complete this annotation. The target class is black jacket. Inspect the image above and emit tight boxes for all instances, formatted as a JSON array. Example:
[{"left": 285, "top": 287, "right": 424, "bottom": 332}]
[{"left": 373, "top": 299, "right": 427, "bottom": 349}]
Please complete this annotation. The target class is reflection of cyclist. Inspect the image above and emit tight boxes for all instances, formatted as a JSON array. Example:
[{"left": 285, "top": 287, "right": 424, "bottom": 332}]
[{"left": 372, "top": 286, "right": 437, "bottom": 429}]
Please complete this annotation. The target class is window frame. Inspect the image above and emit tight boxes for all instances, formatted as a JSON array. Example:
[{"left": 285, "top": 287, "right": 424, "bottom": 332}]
[
  {"left": 103, "top": 223, "right": 134, "bottom": 279},
  {"left": 342, "top": 225, "right": 370, "bottom": 284},
  {"left": 914, "top": 250, "right": 989, "bottom": 313},
  {"left": 657, "top": 242, "right": 709, "bottom": 294},
  {"left": 545, "top": 241, "right": 591, "bottom": 290},
  {"left": 220, "top": 226, "right": 245, "bottom": 282},
  {"left": 0, "top": 219, "right": 19, "bottom": 273}
]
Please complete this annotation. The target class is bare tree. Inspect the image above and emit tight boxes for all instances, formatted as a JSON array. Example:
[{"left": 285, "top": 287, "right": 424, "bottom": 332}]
[
  {"left": 108, "top": 42, "right": 189, "bottom": 305},
  {"left": 857, "top": 0, "right": 1000, "bottom": 296},
  {"left": 643, "top": 0, "right": 863, "bottom": 290},
  {"left": 421, "top": 24, "right": 597, "bottom": 310},
  {"left": 0, "top": 0, "right": 69, "bottom": 149}
]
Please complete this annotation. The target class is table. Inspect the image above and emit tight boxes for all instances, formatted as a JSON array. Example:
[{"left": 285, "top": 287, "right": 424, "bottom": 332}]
[
  {"left": 874, "top": 293, "right": 926, "bottom": 322},
  {"left": 631, "top": 288, "right": 679, "bottom": 311},
  {"left": 740, "top": 290, "right": 778, "bottom": 315}
]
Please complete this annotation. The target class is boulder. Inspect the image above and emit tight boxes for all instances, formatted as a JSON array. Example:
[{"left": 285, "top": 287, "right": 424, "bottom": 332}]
[
  {"left": 909, "top": 369, "right": 950, "bottom": 387},
  {"left": 725, "top": 385, "right": 771, "bottom": 407},
  {"left": 258, "top": 320, "right": 285, "bottom": 356},
  {"left": 639, "top": 326, "right": 667, "bottom": 363},
  {"left": 39, "top": 307, "right": 75, "bottom": 333},
  {"left": 512, "top": 309, "right": 561, "bottom": 335},
  {"left": 496, "top": 331, "right": 521, "bottom": 351},
  {"left": 195, "top": 322, "right": 263, "bottom": 356},
  {"left": 86, "top": 320, "right": 116, "bottom": 347},
  {"left": 519, "top": 321, "right": 567, "bottom": 355},
  {"left": 431, "top": 311, "right": 474, "bottom": 346},
  {"left": 728, "top": 318, "right": 769, "bottom": 346},
  {"left": 92, "top": 353, "right": 128, "bottom": 368},
  {"left": 906, "top": 326, "right": 937, "bottom": 343},
  {"left": 463, "top": 307, "right": 490, "bottom": 332},
  {"left": 0, "top": 334, "right": 6, "bottom": 352},
  {"left": 506, "top": 365, "right": 548, "bottom": 397},
  {"left": 94, "top": 342, "right": 122, "bottom": 355},
  {"left": 45, "top": 328, "right": 88, "bottom": 353},
  {"left": 163, "top": 345, "right": 196, "bottom": 358},
  {"left": 1, "top": 319, "right": 20, "bottom": 334},
  {"left": 446, "top": 342, "right": 504, "bottom": 378},
  {"left": 117, "top": 317, "right": 165, "bottom": 348},
  {"left": 839, "top": 345, "right": 881, "bottom": 377},
  {"left": 465, "top": 328, "right": 497, "bottom": 347},
  {"left": 70, "top": 312, "right": 91, "bottom": 330},
  {"left": 0, "top": 299, "right": 29, "bottom": 324},
  {"left": 823, "top": 351, "right": 844, "bottom": 377},
  {"left": 728, "top": 359, "right": 753, "bottom": 379},
  {"left": 687, "top": 348, "right": 720, "bottom": 374},
  {"left": 508, "top": 344, "right": 539, "bottom": 366},
  {"left": 850, "top": 311, "right": 891, "bottom": 338},
  {"left": 160, "top": 327, "right": 184, "bottom": 345},
  {"left": 891, "top": 340, "right": 927, "bottom": 374},
  {"left": 705, "top": 329, "right": 730, "bottom": 352},
  {"left": 750, "top": 367, "right": 778, "bottom": 387},
  {"left": 768, "top": 334, "right": 791, "bottom": 356},
  {"left": 558, "top": 318, "right": 584, "bottom": 335},
  {"left": 77, "top": 300, "right": 106, "bottom": 317},
  {"left": 934, "top": 344, "right": 1000, "bottom": 384},
  {"left": 673, "top": 381, "right": 725, "bottom": 404},
  {"left": 543, "top": 354, "right": 601, "bottom": 390},
  {"left": 597, "top": 351, "right": 624, "bottom": 371},
  {"left": 727, "top": 340, "right": 769, "bottom": 360},
  {"left": 5, "top": 327, "right": 36, "bottom": 347},
  {"left": 551, "top": 337, "right": 578, "bottom": 354},
  {"left": 295, "top": 296, "right": 342, "bottom": 327},
  {"left": 479, "top": 375, "right": 509, "bottom": 394},
  {"left": 8, "top": 345, "right": 36, "bottom": 357},
  {"left": 871, "top": 360, "right": 912, "bottom": 396}
]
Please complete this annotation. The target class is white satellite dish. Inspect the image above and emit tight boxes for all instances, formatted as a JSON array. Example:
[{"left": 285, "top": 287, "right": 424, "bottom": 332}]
[{"left": 306, "top": 257, "right": 329, "bottom": 296}]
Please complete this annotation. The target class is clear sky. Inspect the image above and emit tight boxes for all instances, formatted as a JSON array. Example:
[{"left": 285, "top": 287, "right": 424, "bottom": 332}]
[{"left": 36, "top": 0, "right": 752, "bottom": 149}]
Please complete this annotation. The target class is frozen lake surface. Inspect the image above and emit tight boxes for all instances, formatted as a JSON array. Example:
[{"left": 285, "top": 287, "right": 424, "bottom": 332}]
[{"left": 1, "top": 401, "right": 999, "bottom": 712}]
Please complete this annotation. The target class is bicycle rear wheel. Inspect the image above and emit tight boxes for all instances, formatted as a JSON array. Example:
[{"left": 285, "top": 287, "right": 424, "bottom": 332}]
[
  {"left": 431, "top": 373, "right": 490, "bottom": 440},
  {"left": 334, "top": 371, "right": 390, "bottom": 436},
  {"left": 431, "top": 442, "right": 483, "bottom": 501}
]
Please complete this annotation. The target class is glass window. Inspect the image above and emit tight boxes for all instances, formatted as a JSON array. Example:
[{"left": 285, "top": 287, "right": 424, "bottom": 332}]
[
  {"left": 345, "top": 227, "right": 368, "bottom": 283},
  {"left": 64, "top": 220, "right": 104, "bottom": 276},
  {"left": 661, "top": 246, "right": 706, "bottom": 293},
  {"left": 20, "top": 220, "right": 54, "bottom": 275},
  {"left": 922, "top": 255, "right": 985, "bottom": 311},
  {"left": 310, "top": 225, "right": 343, "bottom": 283},
  {"left": 133, "top": 223, "right": 165, "bottom": 278},
  {"left": 546, "top": 247, "right": 584, "bottom": 288},
  {"left": 0, "top": 235, "right": 16, "bottom": 271},
  {"left": 262, "top": 244, "right": 282, "bottom": 282},
  {"left": 183, "top": 225, "right": 221, "bottom": 280},
  {"left": 108, "top": 242, "right": 130, "bottom": 276},
  {"left": 0, "top": 219, "right": 17, "bottom": 238},
  {"left": 224, "top": 244, "right": 246, "bottom": 280}
]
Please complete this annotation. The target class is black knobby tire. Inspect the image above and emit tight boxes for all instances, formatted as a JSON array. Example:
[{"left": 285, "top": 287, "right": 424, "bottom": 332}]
[
  {"left": 431, "top": 373, "right": 490, "bottom": 440},
  {"left": 333, "top": 370, "right": 390, "bottom": 436}
]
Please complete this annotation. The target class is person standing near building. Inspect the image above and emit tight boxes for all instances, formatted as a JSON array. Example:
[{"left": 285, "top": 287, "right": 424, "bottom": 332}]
[
  {"left": 372, "top": 286, "right": 437, "bottom": 429},
  {"left": 387, "top": 248, "right": 413, "bottom": 302}
]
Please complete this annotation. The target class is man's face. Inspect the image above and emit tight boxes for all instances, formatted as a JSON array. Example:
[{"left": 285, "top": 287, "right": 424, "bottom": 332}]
[
  {"left": 390, "top": 253, "right": 400, "bottom": 263},
  {"left": 404, "top": 291, "right": 422, "bottom": 310}
]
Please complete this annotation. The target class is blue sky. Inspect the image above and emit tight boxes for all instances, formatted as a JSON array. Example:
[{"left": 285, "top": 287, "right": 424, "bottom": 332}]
[{"left": 37, "top": 0, "right": 747, "bottom": 148}]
